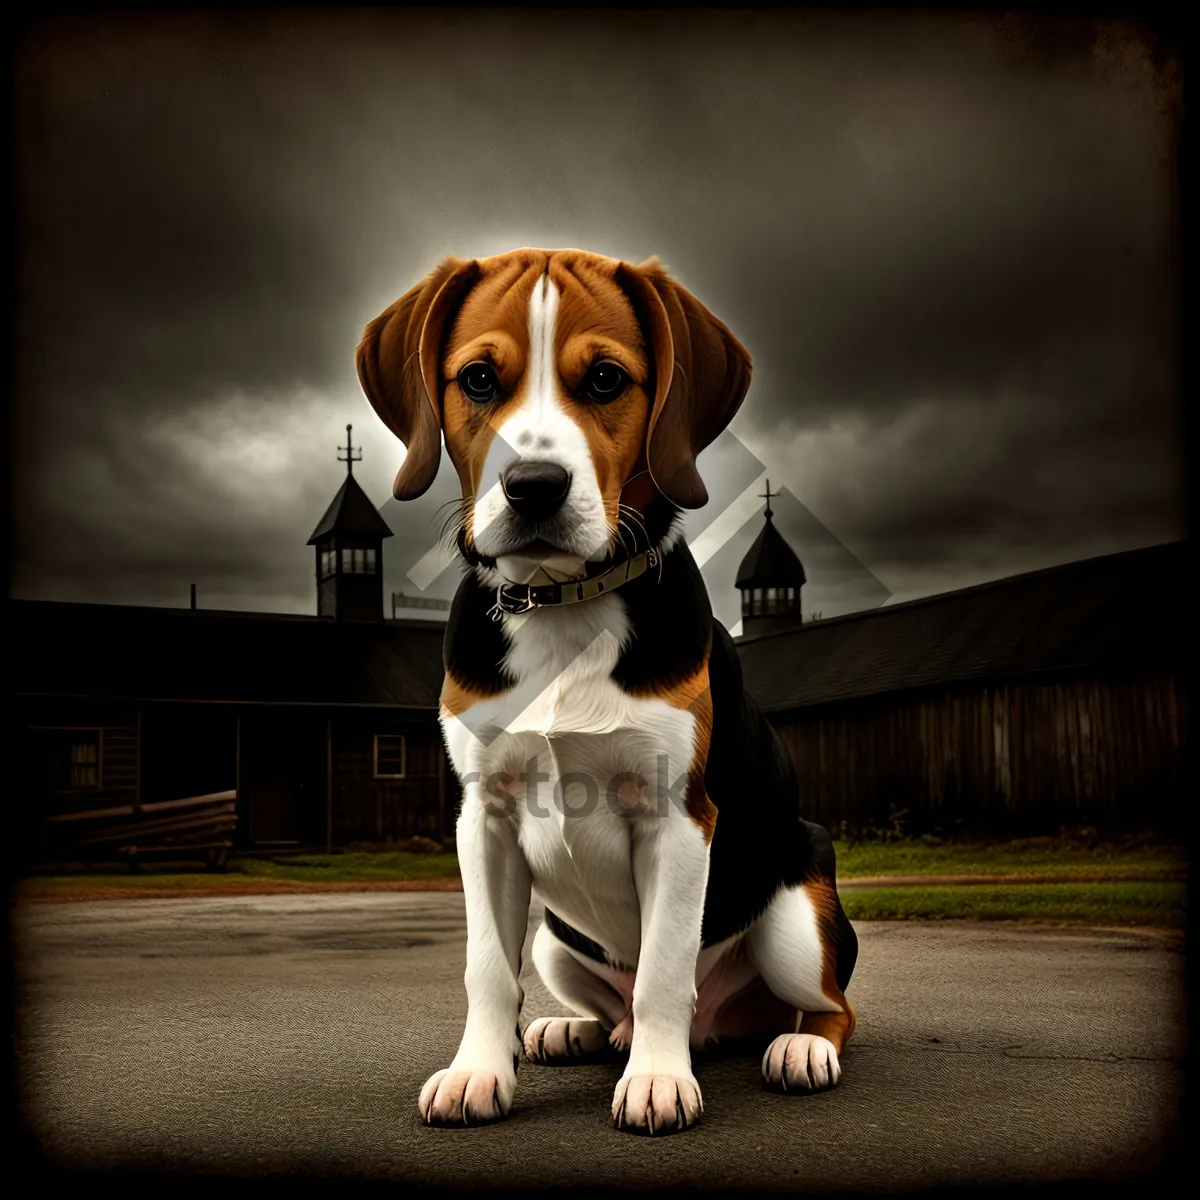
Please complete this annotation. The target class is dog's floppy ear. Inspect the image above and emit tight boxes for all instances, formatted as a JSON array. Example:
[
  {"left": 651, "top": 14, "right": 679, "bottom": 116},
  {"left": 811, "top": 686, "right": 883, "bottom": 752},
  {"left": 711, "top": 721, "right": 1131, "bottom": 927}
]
[
  {"left": 615, "top": 257, "right": 752, "bottom": 509},
  {"left": 356, "top": 257, "right": 481, "bottom": 500}
]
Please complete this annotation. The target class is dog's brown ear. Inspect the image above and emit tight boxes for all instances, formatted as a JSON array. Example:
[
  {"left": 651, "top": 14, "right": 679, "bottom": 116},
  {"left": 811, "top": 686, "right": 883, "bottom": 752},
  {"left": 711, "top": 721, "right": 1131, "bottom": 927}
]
[
  {"left": 615, "top": 257, "right": 752, "bottom": 509},
  {"left": 356, "top": 257, "right": 481, "bottom": 500}
]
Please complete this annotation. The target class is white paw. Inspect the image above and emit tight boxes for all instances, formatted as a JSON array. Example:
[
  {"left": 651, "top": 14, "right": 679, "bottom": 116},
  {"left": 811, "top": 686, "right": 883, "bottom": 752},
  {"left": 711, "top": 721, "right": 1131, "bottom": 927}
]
[
  {"left": 612, "top": 1073, "right": 703, "bottom": 1136},
  {"left": 523, "top": 1017, "right": 611, "bottom": 1064},
  {"left": 761, "top": 1033, "right": 842, "bottom": 1094},
  {"left": 418, "top": 1067, "right": 514, "bottom": 1126}
]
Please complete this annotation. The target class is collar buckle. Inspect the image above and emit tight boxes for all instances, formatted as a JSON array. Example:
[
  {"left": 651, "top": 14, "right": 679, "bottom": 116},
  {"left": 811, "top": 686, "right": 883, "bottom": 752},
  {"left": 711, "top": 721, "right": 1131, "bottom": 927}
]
[{"left": 494, "top": 583, "right": 537, "bottom": 617}]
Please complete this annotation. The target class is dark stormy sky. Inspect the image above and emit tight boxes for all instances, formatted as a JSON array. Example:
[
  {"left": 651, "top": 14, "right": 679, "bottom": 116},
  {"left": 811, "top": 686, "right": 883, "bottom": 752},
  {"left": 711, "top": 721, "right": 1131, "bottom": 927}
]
[{"left": 11, "top": 9, "right": 1184, "bottom": 627}]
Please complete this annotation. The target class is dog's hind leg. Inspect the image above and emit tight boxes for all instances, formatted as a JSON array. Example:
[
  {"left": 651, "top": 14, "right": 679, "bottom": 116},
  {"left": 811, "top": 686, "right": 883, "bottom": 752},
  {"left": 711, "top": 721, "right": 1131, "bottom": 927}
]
[
  {"left": 743, "top": 878, "right": 858, "bottom": 1094},
  {"left": 523, "top": 918, "right": 634, "bottom": 1064}
]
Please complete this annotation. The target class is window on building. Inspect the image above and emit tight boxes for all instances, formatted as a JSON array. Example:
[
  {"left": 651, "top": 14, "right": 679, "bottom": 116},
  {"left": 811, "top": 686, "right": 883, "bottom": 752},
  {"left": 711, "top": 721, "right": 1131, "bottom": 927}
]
[
  {"left": 374, "top": 733, "right": 407, "bottom": 779},
  {"left": 319, "top": 548, "right": 336, "bottom": 579},
  {"left": 743, "top": 585, "right": 802, "bottom": 618},
  {"left": 341, "top": 547, "right": 378, "bottom": 575},
  {"left": 33, "top": 729, "right": 103, "bottom": 790},
  {"left": 68, "top": 732, "right": 101, "bottom": 789}
]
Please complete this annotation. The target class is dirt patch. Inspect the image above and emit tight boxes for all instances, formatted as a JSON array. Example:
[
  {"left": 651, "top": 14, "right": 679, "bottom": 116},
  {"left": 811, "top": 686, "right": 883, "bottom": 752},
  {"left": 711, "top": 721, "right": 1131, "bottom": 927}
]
[{"left": 17, "top": 877, "right": 465, "bottom": 904}]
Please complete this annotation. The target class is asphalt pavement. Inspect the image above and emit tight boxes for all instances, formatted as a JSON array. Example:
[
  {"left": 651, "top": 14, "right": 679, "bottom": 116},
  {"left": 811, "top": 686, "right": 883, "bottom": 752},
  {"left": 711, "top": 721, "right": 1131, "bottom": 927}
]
[{"left": 13, "top": 893, "right": 1184, "bottom": 1190}]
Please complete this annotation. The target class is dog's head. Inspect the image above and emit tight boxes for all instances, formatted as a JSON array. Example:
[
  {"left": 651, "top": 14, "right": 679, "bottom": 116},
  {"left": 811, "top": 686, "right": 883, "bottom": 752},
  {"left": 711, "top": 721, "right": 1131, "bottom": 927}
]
[{"left": 356, "top": 249, "right": 751, "bottom": 574}]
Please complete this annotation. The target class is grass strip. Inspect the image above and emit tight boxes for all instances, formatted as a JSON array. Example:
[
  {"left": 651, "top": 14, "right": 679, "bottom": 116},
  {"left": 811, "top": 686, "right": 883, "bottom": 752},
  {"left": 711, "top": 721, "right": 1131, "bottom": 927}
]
[
  {"left": 840, "top": 881, "right": 1186, "bottom": 927},
  {"left": 833, "top": 840, "right": 1185, "bottom": 880}
]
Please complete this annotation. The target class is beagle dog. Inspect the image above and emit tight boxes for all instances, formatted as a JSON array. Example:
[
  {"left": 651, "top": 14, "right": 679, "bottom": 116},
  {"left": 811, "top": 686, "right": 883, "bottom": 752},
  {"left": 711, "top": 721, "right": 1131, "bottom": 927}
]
[{"left": 357, "top": 248, "right": 857, "bottom": 1135}]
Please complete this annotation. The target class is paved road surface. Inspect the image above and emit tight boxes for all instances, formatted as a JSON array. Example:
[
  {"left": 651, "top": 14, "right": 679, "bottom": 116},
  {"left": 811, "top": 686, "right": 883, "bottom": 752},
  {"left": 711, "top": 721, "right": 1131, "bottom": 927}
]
[{"left": 14, "top": 894, "right": 1184, "bottom": 1190}]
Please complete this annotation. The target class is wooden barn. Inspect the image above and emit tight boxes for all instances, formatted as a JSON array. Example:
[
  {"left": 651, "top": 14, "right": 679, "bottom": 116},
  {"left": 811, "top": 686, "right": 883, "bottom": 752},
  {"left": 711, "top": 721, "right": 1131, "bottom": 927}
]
[
  {"left": 735, "top": 533, "right": 1189, "bottom": 836},
  {"left": 10, "top": 434, "right": 456, "bottom": 864},
  {"left": 9, "top": 423, "right": 1189, "bottom": 859},
  {"left": 10, "top": 600, "right": 451, "bottom": 858}
]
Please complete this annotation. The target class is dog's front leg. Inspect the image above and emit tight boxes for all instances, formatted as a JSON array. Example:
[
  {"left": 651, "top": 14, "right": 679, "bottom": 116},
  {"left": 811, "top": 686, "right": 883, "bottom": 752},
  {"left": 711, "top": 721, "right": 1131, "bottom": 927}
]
[
  {"left": 612, "top": 814, "right": 709, "bottom": 1135},
  {"left": 419, "top": 787, "right": 531, "bottom": 1126}
]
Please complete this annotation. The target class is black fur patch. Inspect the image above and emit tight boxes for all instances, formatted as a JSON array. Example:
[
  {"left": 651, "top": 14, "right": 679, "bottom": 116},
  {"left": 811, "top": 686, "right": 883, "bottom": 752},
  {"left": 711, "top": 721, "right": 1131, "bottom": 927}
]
[
  {"left": 444, "top": 570, "right": 513, "bottom": 695},
  {"left": 611, "top": 541, "right": 712, "bottom": 694},
  {"left": 637, "top": 495, "right": 681, "bottom": 550},
  {"left": 800, "top": 818, "right": 859, "bottom": 992},
  {"left": 543, "top": 906, "right": 608, "bottom": 964},
  {"left": 456, "top": 526, "right": 498, "bottom": 570},
  {"left": 699, "top": 620, "right": 818, "bottom": 945}
]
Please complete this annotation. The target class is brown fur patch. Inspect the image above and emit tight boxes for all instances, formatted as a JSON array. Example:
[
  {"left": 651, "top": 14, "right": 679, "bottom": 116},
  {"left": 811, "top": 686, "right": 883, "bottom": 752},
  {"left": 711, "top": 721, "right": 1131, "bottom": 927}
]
[
  {"left": 648, "top": 663, "right": 712, "bottom": 713},
  {"left": 440, "top": 254, "right": 546, "bottom": 507},
  {"left": 798, "top": 1009, "right": 854, "bottom": 1051},
  {"left": 801, "top": 877, "right": 857, "bottom": 1049},
  {"left": 624, "top": 659, "right": 719, "bottom": 841},
  {"left": 683, "top": 768, "right": 717, "bottom": 843},
  {"left": 439, "top": 673, "right": 509, "bottom": 718},
  {"left": 676, "top": 666, "right": 718, "bottom": 842}
]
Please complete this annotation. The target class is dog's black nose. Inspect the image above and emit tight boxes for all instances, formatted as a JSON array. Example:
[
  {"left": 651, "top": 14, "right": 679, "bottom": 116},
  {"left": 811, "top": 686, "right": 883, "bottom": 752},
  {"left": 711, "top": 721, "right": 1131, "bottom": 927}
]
[{"left": 501, "top": 460, "right": 571, "bottom": 521}]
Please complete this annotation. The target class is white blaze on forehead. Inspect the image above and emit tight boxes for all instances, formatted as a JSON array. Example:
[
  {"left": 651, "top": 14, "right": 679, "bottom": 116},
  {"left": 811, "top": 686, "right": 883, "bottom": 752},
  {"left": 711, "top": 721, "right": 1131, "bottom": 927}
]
[
  {"left": 526, "top": 272, "right": 560, "bottom": 415},
  {"left": 471, "top": 270, "right": 611, "bottom": 567}
]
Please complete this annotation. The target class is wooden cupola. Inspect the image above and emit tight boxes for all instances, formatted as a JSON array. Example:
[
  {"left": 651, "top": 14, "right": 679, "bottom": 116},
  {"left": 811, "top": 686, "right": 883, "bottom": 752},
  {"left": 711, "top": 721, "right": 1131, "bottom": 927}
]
[
  {"left": 307, "top": 425, "right": 393, "bottom": 622},
  {"left": 735, "top": 481, "right": 806, "bottom": 637}
]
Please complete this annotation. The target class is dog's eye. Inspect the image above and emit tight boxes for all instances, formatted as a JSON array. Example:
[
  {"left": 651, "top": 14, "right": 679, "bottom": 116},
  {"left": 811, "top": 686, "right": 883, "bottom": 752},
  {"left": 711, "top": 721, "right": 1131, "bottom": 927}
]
[
  {"left": 458, "top": 362, "right": 498, "bottom": 404},
  {"left": 582, "top": 362, "right": 628, "bottom": 405}
]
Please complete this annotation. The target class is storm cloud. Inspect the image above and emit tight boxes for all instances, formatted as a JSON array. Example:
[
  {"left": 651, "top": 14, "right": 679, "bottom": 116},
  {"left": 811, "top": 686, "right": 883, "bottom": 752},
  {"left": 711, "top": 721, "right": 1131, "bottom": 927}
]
[{"left": 11, "top": 9, "right": 1183, "bottom": 619}]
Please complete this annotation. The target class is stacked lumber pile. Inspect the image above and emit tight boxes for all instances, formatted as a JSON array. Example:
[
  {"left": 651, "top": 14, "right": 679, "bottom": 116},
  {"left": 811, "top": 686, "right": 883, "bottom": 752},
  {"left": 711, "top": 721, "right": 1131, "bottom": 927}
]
[{"left": 43, "top": 790, "right": 237, "bottom": 872}]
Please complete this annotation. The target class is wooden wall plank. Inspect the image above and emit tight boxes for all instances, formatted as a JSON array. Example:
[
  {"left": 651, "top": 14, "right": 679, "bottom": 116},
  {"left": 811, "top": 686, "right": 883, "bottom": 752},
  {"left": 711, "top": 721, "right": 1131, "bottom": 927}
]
[{"left": 772, "top": 671, "right": 1184, "bottom": 834}]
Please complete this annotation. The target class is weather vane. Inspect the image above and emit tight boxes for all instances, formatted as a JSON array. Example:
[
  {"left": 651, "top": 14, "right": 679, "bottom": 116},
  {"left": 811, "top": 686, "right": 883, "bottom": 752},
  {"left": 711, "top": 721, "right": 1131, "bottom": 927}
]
[
  {"left": 337, "top": 423, "right": 362, "bottom": 476},
  {"left": 759, "top": 478, "right": 781, "bottom": 518}
]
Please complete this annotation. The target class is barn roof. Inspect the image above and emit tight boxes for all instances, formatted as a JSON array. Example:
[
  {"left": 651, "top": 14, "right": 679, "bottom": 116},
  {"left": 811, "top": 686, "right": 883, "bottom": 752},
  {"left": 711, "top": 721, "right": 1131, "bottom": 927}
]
[
  {"left": 735, "top": 541, "right": 1189, "bottom": 716},
  {"left": 735, "top": 513, "right": 807, "bottom": 589},
  {"left": 307, "top": 474, "right": 394, "bottom": 544},
  {"left": 8, "top": 600, "right": 445, "bottom": 709}
]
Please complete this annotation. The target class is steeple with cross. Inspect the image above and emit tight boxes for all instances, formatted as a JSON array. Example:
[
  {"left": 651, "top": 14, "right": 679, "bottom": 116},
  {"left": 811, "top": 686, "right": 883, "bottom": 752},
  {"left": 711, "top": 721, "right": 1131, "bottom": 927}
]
[
  {"left": 759, "top": 479, "right": 781, "bottom": 520},
  {"left": 337, "top": 424, "right": 363, "bottom": 477},
  {"left": 307, "top": 423, "right": 392, "bottom": 621},
  {"left": 735, "top": 477, "right": 806, "bottom": 637}
]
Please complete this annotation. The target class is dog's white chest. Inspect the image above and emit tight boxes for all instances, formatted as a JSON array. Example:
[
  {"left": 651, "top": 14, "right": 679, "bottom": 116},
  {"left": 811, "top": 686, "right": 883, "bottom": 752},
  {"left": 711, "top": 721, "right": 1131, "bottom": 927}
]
[{"left": 440, "top": 597, "right": 701, "bottom": 966}]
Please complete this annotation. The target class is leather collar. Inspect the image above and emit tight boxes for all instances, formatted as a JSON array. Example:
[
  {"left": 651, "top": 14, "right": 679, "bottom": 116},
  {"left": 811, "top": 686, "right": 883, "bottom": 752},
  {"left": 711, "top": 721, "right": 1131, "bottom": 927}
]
[{"left": 488, "top": 548, "right": 661, "bottom": 621}]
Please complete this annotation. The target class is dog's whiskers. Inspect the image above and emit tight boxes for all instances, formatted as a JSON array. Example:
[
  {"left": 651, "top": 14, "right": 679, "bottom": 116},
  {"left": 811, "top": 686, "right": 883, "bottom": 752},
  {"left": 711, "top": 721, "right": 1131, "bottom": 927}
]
[
  {"left": 618, "top": 503, "right": 649, "bottom": 541},
  {"left": 618, "top": 505, "right": 651, "bottom": 556},
  {"left": 610, "top": 517, "right": 634, "bottom": 561},
  {"left": 437, "top": 497, "right": 471, "bottom": 550}
]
